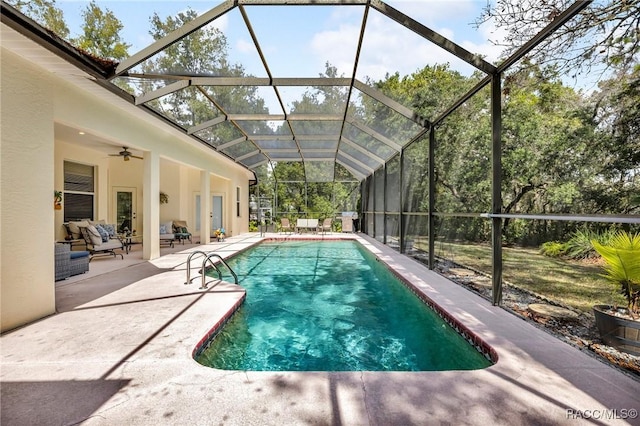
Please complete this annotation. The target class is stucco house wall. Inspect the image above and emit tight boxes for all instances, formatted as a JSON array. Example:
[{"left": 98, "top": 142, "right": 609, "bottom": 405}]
[
  {"left": 1, "top": 49, "right": 57, "bottom": 331},
  {"left": 1, "top": 40, "right": 253, "bottom": 332}
]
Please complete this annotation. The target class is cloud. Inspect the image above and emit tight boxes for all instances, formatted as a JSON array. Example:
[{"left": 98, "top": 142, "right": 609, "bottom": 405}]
[
  {"left": 460, "top": 17, "right": 509, "bottom": 64},
  {"left": 309, "top": 2, "right": 509, "bottom": 82},
  {"left": 236, "top": 38, "right": 254, "bottom": 54}
]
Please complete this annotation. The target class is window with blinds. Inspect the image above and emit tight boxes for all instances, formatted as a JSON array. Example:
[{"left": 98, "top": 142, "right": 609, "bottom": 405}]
[{"left": 64, "top": 161, "right": 95, "bottom": 222}]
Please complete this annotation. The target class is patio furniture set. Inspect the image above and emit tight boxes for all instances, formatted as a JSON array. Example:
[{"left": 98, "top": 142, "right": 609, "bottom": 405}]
[
  {"left": 280, "top": 218, "right": 333, "bottom": 234},
  {"left": 55, "top": 220, "right": 194, "bottom": 280}
]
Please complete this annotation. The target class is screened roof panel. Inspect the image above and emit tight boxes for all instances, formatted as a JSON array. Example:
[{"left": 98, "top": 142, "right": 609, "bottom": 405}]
[
  {"left": 195, "top": 121, "right": 245, "bottom": 148},
  {"left": 301, "top": 150, "right": 335, "bottom": 159},
  {"left": 305, "top": 161, "right": 335, "bottom": 182},
  {"left": 348, "top": 88, "right": 424, "bottom": 145},
  {"left": 269, "top": 151, "right": 303, "bottom": 161},
  {"left": 289, "top": 120, "right": 343, "bottom": 136},
  {"left": 279, "top": 86, "right": 350, "bottom": 115},
  {"left": 222, "top": 139, "right": 259, "bottom": 158},
  {"left": 297, "top": 139, "right": 339, "bottom": 150},
  {"left": 15, "top": 0, "right": 568, "bottom": 183},
  {"left": 242, "top": 5, "right": 363, "bottom": 79},
  {"left": 104, "top": 0, "right": 502, "bottom": 181},
  {"left": 235, "top": 120, "right": 292, "bottom": 137},
  {"left": 339, "top": 143, "right": 384, "bottom": 170},
  {"left": 341, "top": 122, "right": 398, "bottom": 160},
  {"left": 239, "top": 152, "right": 268, "bottom": 168},
  {"left": 254, "top": 138, "right": 297, "bottom": 150},
  {"left": 111, "top": 76, "right": 181, "bottom": 98},
  {"left": 201, "top": 85, "right": 279, "bottom": 115},
  {"left": 356, "top": 7, "right": 488, "bottom": 122},
  {"left": 336, "top": 153, "right": 369, "bottom": 179}
]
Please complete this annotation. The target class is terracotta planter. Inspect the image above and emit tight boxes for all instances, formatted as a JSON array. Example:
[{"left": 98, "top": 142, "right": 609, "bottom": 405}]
[{"left": 593, "top": 305, "right": 640, "bottom": 356}]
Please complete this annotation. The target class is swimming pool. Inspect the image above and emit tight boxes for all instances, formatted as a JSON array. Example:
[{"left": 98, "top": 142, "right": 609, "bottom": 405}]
[{"left": 196, "top": 240, "right": 493, "bottom": 371}]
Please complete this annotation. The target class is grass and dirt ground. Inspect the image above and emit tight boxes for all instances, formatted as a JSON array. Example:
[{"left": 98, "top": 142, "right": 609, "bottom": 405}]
[{"left": 409, "top": 240, "right": 640, "bottom": 377}]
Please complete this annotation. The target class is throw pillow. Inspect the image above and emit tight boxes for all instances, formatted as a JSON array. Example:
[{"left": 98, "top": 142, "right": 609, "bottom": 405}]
[
  {"left": 163, "top": 222, "right": 173, "bottom": 234},
  {"left": 79, "top": 227, "right": 92, "bottom": 245},
  {"left": 95, "top": 224, "right": 110, "bottom": 242},
  {"left": 160, "top": 224, "right": 167, "bottom": 234},
  {"left": 102, "top": 224, "right": 116, "bottom": 237},
  {"left": 84, "top": 225, "right": 103, "bottom": 246},
  {"left": 68, "top": 220, "right": 90, "bottom": 239}
]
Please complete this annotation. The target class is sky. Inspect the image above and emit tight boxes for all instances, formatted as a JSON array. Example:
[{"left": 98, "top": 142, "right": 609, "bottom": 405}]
[{"left": 53, "top": 0, "right": 508, "bottom": 82}]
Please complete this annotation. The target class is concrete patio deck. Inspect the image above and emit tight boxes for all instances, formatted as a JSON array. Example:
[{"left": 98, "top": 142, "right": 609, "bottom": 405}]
[{"left": 1, "top": 233, "right": 638, "bottom": 425}]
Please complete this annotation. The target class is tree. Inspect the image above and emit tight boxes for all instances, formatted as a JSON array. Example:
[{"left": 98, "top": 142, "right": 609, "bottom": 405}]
[
  {"left": 583, "top": 63, "right": 640, "bottom": 215},
  {"left": 144, "top": 9, "right": 270, "bottom": 145},
  {"left": 8, "top": 0, "right": 69, "bottom": 39},
  {"left": 71, "top": 1, "right": 129, "bottom": 60},
  {"left": 476, "top": 0, "right": 640, "bottom": 77}
]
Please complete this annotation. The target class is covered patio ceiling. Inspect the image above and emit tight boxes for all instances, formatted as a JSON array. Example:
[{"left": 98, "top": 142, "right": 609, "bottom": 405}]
[{"left": 3, "top": 0, "right": 590, "bottom": 184}]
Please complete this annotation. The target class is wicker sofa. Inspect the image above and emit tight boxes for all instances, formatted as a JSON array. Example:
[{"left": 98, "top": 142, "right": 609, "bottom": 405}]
[{"left": 55, "top": 243, "right": 89, "bottom": 281}]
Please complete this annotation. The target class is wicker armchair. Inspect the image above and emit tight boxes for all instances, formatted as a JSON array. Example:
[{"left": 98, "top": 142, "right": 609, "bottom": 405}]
[{"left": 55, "top": 243, "right": 89, "bottom": 280}]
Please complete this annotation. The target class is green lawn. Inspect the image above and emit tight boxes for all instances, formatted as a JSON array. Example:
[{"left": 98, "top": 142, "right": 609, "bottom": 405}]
[{"left": 418, "top": 240, "right": 625, "bottom": 313}]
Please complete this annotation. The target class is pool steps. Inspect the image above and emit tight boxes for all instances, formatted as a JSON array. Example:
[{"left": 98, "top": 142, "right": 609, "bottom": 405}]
[{"left": 184, "top": 250, "right": 238, "bottom": 289}]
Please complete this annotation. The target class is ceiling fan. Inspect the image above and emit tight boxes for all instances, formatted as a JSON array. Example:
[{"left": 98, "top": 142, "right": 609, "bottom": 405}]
[{"left": 110, "top": 146, "right": 143, "bottom": 161}]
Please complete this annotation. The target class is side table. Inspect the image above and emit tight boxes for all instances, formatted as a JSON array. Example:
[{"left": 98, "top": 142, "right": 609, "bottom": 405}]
[
  {"left": 117, "top": 234, "right": 141, "bottom": 254},
  {"left": 56, "top": 239, "right": 86, "bottom": 251}
]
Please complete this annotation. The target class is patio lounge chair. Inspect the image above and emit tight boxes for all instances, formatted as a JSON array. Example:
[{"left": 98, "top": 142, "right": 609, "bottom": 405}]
[
  {"left": 172, "top": 220, "right": 192, "bottom": 244},
  {"left": 280, "top": 218, "right": 293, "bottom": 234},
  {"left": 78, "top": 225, "right": 124, "bottom": 261},
  {"left": 160, "top": 221, "right": 175, "bottom": 248},
  {"left": 319, "top": 218, "right": 332, "bottom": 234}
]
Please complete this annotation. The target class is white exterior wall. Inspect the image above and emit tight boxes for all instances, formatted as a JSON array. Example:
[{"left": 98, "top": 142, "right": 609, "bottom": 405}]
[
  {"left": 1, "top": 41, "right": 253, "bottom": 332},
  {"left": 1, "top": 49, "right": 57, "bottom": 330}
]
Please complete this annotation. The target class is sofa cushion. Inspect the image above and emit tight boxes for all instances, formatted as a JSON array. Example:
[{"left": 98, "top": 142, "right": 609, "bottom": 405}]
[
  {"left": 68, "top": 220, "right": 90, "bottom": 239},
  {"left": 70, "top": 251, "right": 90, "bottom": 259},
  {"left": 94, "top": 240, "right": 123, "bottom": 250}
]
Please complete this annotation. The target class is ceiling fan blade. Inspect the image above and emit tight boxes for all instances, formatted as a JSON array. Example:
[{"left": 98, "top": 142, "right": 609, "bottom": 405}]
[{"left": 131, "top": 155, "right": 144, "bottom": 160}]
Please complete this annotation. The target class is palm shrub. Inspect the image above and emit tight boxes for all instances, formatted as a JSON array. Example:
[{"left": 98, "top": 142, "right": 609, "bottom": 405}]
[
  {"left": 566, "top": 228, "right": 617, "bottom": 259},
  {"left": 591, "top": 232, "right": 640, "bottom": 317},
  {"left": 540, "top": 241, "right": 568, "bottom": 257}
]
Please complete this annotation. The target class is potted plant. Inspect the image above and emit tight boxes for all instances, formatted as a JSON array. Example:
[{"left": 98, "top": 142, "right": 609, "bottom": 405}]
[
  {"left": 591, "top": 231, "right": 640, "bottom": 355},
  {"left": 214, "top": 228, "right": 226, "bottom": 242},
  {"left": 54, "top": 190, "right": 63, "bottom": 209},
  {"left": 159, "top": 191, "right": 169, "bottom": 204}
]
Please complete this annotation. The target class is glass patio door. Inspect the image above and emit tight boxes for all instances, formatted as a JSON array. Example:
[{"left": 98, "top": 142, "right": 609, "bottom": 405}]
[
  {"left": 195, "top": 193, "right": 223, "bottom": 232},
  {"left": 212, "top": 195, "right": 223, "bottom": 230},
  {"left": 113, "top": 187, "right": 137, "bottom": 234}
]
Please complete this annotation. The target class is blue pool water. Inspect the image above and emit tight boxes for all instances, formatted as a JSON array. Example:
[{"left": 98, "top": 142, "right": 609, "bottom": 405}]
[{"left": 196, "top": 241, "right": 492, "bottom": 371}]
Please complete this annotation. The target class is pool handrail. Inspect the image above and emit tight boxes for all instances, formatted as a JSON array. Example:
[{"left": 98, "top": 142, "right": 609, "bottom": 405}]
[
  {"left": 184, "top": 251, "right": 210, "bottom": 285},
  {"left": 185, "top": 251, "right": 238, "bottom": 286},
  {"left": 200, "top": 253, "right": 238, "bottom": 289}
]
